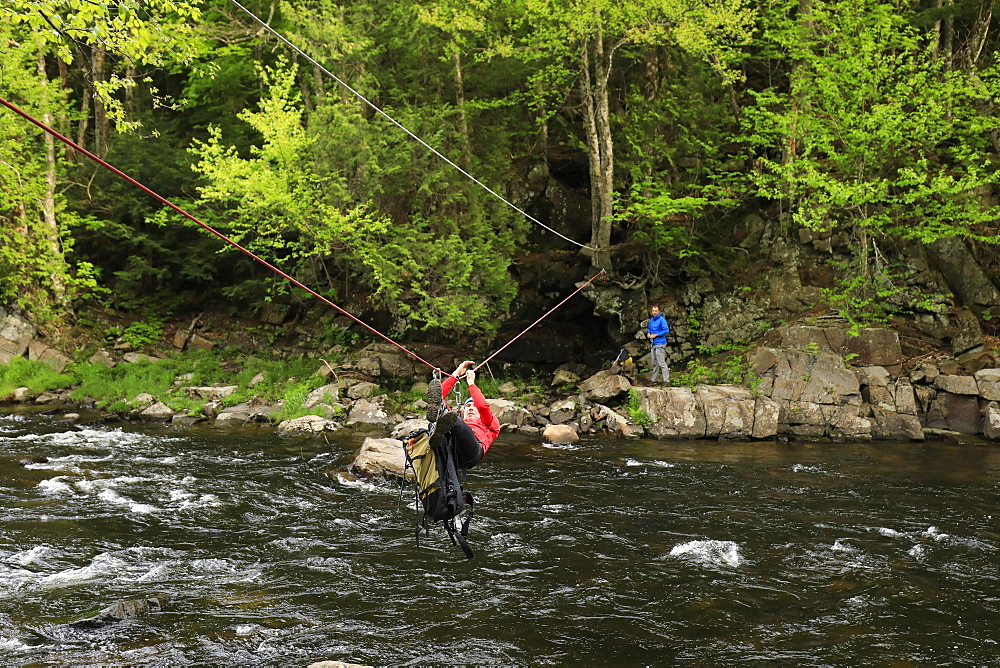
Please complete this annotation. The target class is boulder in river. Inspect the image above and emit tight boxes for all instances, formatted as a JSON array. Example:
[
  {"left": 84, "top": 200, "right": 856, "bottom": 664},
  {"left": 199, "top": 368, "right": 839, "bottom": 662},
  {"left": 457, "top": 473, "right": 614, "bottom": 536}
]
[
  {"left": 351, "top": 437, "right": 406, "bottom": 478},
  {"left": 278, "top": 415, "right": 340, "bottom": 433}
]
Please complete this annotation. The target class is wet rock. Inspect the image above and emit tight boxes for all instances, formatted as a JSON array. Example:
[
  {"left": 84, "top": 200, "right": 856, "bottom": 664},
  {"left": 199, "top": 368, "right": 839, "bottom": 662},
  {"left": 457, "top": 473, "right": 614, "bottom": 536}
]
[
  {"left": 355, "top": 343, "right": 419, "bottom": 379},
  {"left": 542, "top": 424, "right": 579, "bottom": 444},
  {"left": 926, "top": 237, "right": 1000, "bottom": 313},
  {"left": 391, "top": 418, "right": 429, "bottom": 439},
  {"left": 551, "top": 369, "right": 581, "bottom": 387},
  {"left": 215, "top": 410, "right": 249, "bottom": 425},
  {"left": 307, "top": 661, "right": 373, "bottom": 668},
  {"left": 18, "top": 455, "right": 48, "bottom": 466},
  {"left": 928, "top": 392, "right": 981, "bottom": 434},
  {"left": 592, "top": 405, "right": 643, "bottom": 439},
  {"left": 53, "top": 596, "right": 167, "bottom": 632},
  {"left": 488, "top": 399, "right": 531, "bottom": 427},
  {"left": 497, "top": 382, "right": 519, "bottom": 396},
  {"left": 133, "top": 393, "right": 156, "bottom": 406},
  {"left": 278, "top": 415, "right": 339, "bottom": 433},
  {"left": 351, "top": 437, "right": 405, "bottom": 478},
  {"left": 822, "top": 404, "right": 872, "bottom": 440},
  {"left": 894, "top": 382, "right": 918, "bottom": 416},
  {"left": 171, "top": 414, "right": 204, "bottom": 426},
  {"left": 870, "top": 407, "right": 925, "bottom": 441},
  {"left": 0, "top": 310, "right": 35, "bottom": 363},
  {"left": 752, "top": 397, "right": 780, "bottom": 439},
  {"left": 982, "top": 401, "right": 1000, "bottom": 439},
  {"left": 346, "top": 382, "right": 378, "bottom": 400},
  {"left": 139, "top": 401, "right": 175, "bottom": 421},
  {"left": 975, "top": 369, "right": 1000, "bottom": 401}
]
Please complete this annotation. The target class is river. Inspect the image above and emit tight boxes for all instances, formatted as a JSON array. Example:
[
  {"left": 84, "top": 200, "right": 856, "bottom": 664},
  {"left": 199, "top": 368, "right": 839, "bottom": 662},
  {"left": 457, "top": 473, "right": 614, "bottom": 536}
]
[{"left": 1, "top": 408, "right": 998, "bottom": 666}]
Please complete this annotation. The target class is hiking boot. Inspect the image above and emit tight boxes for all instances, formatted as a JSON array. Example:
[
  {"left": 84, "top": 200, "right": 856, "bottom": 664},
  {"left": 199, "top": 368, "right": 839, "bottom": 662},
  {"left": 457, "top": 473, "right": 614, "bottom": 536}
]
[
  {"left": 429, "top": 410, "right": 459, "bottom": 450},
  {"left": 426, "top": 378, "right": 443, "bottom": 423}
]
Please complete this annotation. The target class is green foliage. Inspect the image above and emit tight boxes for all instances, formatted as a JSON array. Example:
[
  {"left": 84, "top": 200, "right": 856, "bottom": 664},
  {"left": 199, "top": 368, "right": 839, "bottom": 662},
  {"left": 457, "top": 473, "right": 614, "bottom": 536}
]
[
  {"left": 0, "top": 358, "right": 76, "bottom": 398},
  {"left": 70, "top": 358, "right": 180, "bottom": 410},
  {"left": 742, "top": 0, "right": 1000, "bottom": 246},
  {"left": 625, "top": 389, "right": 652, "bottom": 426},
  {"left": 269, "top": 377, "right": 329, "bottom": 423},
  {"left": 122, "top": 318, "right": 165, "bottom": 349},
  {"left": 675, "top": 354, "right": 761, "bottom": 392},
  {"left": 183, "top": 60, "right": 519, "bottom": 334},
  {"left": 821, "top": 257, "right": 951, "bottom": 335}
]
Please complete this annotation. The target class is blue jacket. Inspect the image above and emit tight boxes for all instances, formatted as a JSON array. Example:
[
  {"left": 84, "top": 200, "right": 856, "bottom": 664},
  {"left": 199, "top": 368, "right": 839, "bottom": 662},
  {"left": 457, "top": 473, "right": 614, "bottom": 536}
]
[{"left": 648, "top": 314, "right": 670, "bottom": 346}]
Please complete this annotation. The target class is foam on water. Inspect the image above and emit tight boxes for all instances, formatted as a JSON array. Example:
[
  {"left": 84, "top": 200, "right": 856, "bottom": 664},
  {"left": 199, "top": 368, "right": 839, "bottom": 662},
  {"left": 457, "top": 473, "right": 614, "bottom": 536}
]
[
  {"left": 96, "top": 488, "right": 159, "bottom": 514},
  {"left": 831, "top": 538, "right": 858, "bottom": 553},
  {"left": 38, "top": 552, "right": 126, "bottom": 588},
  {"left": 11, "top": 545, "right": 55, "bottom": 567},
  {"left": 669, "top": 539, "right": 743, "bottom": 567},
  {"left": 487, "top": 532, "right": 539, "bottom": 556},
  {"left": 36, "top": 477, "right": 76, "bottom": 496},
  {"left": 336, "top": 473, "right": 397, "bottom": 495},
  {"left": 624, "top": 458, "right": 675, "bottom": 468},
  {"left": 790, "top": 463, "right": 827, "bottom": 474},
  {"left": 541, "top": 442, "right": 581, "bottom": 450}
]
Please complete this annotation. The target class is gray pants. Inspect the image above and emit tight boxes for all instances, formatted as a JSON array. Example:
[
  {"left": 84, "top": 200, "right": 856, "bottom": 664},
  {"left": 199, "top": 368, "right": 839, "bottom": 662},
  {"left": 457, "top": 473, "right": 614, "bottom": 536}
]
[{"left": 651, "top": 345, "right": 669, "bottom": 383}]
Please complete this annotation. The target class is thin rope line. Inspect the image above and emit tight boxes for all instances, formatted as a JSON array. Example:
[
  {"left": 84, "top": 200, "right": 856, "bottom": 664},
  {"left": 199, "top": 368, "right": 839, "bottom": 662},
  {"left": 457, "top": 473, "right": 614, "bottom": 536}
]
[
  {"left": 227, "top": 0, "right": 597, "bottom": 252},
  {"left": 0, "top": 95, "right": 442, "bottom": 372},
  {"left": 474, "top": 269, "right": 606, "bottom": 372}
]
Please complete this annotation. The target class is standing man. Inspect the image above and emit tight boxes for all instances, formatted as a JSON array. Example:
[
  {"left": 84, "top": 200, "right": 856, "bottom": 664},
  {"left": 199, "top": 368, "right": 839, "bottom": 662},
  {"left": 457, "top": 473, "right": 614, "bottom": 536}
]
[{"left": 646, "top": 305, "right": 670, "bottom": 385}]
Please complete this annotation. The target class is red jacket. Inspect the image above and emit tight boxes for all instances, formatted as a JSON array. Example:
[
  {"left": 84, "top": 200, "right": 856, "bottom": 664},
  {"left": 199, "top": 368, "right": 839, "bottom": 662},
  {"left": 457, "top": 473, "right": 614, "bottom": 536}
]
[{"left": 441, "top": 375, "right": 501, "bottom": 453}]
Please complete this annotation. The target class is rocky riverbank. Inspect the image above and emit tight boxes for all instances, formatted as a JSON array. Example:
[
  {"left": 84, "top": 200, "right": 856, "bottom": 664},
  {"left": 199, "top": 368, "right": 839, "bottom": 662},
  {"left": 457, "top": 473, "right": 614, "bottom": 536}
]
[{"left": 5, "top": 298, "right": 1000, "bottom": 451}]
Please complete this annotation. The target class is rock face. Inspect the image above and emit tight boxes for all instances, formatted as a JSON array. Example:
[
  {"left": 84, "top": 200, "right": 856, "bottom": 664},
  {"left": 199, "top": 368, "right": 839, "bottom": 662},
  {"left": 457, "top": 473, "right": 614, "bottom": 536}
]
[{"left": 0, "top": 309, "right": 36, "bottom": 363}]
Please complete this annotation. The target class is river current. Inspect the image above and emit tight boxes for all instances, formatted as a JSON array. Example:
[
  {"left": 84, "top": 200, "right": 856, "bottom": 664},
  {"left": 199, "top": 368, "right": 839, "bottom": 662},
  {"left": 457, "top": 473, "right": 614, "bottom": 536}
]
[{"left": 1, "top": 408, "right": 998, "bottom": 666}]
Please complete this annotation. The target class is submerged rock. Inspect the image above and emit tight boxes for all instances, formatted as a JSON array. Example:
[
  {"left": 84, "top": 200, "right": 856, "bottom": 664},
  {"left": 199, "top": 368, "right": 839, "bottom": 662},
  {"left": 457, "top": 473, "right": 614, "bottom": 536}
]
[{"left": 43, "top": 596, "right": 168, "bottom": 636}]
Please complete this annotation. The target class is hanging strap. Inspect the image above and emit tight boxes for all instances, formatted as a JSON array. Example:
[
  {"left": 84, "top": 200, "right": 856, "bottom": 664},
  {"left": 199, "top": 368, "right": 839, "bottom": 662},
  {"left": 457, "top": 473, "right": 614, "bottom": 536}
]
[{"left": 446, "top": 492, "right": 475, "bottom": 560}]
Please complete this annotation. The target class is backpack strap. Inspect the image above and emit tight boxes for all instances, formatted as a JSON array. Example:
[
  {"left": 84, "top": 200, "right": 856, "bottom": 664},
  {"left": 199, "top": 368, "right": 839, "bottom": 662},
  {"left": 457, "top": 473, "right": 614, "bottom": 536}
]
[{"left": 445, "top": 492, "right": 475, "bottom": 560}]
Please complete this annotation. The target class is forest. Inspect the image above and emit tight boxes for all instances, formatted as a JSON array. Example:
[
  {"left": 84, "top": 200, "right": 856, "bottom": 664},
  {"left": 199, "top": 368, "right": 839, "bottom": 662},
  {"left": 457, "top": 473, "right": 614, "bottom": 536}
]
[{"left": 3, "top": 0, "right": 1000, "bottom": 350}]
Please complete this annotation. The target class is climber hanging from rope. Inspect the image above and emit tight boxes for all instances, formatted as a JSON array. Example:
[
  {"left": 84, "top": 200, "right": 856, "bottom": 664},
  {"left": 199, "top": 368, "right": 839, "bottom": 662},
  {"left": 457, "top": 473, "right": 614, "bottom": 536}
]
[{"left": 400, "top": 361, "right": 501, "bottom": 559}]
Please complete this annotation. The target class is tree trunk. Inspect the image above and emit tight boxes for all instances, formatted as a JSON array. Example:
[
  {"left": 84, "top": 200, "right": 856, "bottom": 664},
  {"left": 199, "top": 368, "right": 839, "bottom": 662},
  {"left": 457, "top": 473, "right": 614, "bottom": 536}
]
[
  {"left": 453, "top": 50, "right": 471, "bottom": 170},
  {"left": 37, "top": 50, "right": 66, "bottom": 306},
  {"left": 581, "top": 31, "right": 614, "bottom": 270},
  {"left": 93, "top": 46, "right": 108, "bottom": 156}
]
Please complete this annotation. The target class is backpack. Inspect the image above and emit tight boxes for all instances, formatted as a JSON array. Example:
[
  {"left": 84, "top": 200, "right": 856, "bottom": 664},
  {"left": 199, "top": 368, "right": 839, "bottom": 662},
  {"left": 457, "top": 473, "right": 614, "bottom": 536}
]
[{"left": 400, "top": 428, "right": 475, "bottom": 559}]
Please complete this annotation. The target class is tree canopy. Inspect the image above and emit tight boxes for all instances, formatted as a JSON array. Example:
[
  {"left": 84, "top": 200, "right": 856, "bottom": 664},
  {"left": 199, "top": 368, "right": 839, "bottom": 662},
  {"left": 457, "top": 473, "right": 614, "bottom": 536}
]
[{"left": 3, "top": 0, "right": 1000, "bottom": 336}]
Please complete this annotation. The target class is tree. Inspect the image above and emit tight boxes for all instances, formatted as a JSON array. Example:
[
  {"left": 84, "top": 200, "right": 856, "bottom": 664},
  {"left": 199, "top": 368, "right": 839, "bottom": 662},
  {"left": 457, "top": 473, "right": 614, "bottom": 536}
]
[
  {"left": 741, "top": 0, "right": 1000, "bottom": 322},
  {"left": 422, "top": 0, "right": 754, "bottom": 270}
]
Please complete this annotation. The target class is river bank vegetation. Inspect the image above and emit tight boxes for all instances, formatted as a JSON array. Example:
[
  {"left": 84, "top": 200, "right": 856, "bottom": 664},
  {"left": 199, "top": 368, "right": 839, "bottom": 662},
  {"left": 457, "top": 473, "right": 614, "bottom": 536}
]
[{"left": 4, "top": 0, "right": 1000, "bottom": 374}]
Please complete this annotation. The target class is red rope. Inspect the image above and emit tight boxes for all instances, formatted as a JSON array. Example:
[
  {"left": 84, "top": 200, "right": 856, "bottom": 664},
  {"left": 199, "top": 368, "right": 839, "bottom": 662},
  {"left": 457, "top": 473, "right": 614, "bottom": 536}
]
[
  {"left": 474, "top": 269, "right": 606, "bottom": 372},
  {"left": 1, "top": 95, "right": 605, "bottom": 380}
]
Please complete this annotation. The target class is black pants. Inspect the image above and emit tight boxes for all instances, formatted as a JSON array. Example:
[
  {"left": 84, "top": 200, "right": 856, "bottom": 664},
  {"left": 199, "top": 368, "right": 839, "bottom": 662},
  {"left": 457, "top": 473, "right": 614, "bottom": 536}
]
[{"left": 447, "top": 419, "right": 485, "bottom": 469}]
